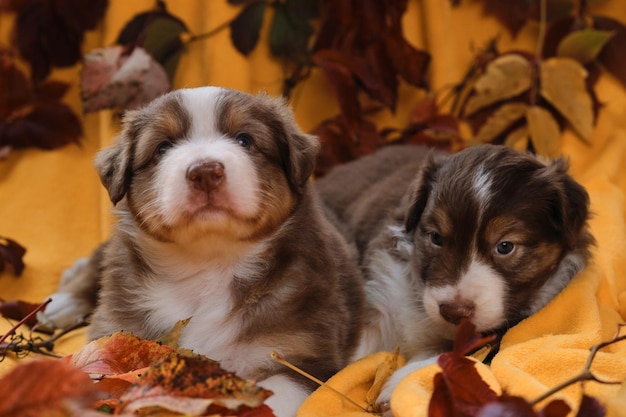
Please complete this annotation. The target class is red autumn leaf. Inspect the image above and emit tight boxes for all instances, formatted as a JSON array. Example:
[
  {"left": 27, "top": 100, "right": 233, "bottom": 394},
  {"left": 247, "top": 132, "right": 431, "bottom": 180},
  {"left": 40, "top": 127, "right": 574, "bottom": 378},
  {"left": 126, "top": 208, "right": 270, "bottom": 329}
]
[
  {"left": 0, "top": 236, "right": 26, "bottom": 277},
  {"left": 312, "top": 51, "right": 363, "bottom": 132},
  {"left": 593, "top": 16, "right": 626, "bottom": 90},
  {"left": 574, "top": 395, "right": 605, "bottom": 417},
  {"left": 0, "top": 359, "right": 105, "bottom": 417},
  {"left": 0, "top": 299, "right": 41, "bottom": 327},
  {"left": 65, "top": 331, "right": 178, "bottom": 378},
  {"left": 1, "top": 102, "right": 82, "bottom": 150},
  {"left": 428, "top": 321, "right": 498, "bottom": 417},
  {"left": 383, "top": 32, "right": 430, "bottom": 88},
  {"left": 11, "top": 0, "right": 108, "bottom": 81}
]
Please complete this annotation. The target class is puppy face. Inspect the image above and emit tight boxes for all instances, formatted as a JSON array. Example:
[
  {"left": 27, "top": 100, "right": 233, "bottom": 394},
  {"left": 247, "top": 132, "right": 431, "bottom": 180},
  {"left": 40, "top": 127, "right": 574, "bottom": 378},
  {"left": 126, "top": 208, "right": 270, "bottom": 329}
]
[
  {"left": 95, "top": 87, "right": 319, "bottom": 244},
  {"left": 404, "top": 145, "right": 592, "bottom": 333}
]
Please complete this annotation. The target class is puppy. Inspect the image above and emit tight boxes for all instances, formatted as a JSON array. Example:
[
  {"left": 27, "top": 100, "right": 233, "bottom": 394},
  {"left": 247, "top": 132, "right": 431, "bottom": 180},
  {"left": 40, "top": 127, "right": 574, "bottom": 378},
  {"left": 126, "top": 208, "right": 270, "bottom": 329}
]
[
  {"left": 44, "top": 87, "right": 364, "bottom": 417},
  {"left": 316, "top": 144, "right": 594, "bottom": 406}
]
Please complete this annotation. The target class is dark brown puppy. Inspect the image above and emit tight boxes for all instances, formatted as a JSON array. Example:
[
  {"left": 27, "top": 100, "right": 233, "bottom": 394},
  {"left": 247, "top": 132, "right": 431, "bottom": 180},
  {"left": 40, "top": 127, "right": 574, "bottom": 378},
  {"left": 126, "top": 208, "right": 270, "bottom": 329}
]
[
  {"left": 45, "top": 87, "right": 364, "bottom": 417},
  {"left": 316, "top": 144, "right": 594, "bottom": 404}
]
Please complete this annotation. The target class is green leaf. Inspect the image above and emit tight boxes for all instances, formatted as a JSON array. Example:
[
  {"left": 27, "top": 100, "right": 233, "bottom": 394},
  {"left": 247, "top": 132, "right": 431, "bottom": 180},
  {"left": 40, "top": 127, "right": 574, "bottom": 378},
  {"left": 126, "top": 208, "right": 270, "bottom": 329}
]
[
  {"left": 142, "top": 16, "right": 188, "bottom": 82},
  {"left": 286, "top": 0, "right": 319, "bottom": 20},
  {"left": 229, "top": 1, "right": 267, "bottom": 56},
  {"left": 269, "top": 3, "right": 313, "bottom": 65},
  {"left": 556, "top": 29, "right": 614, "bottom": 64}
]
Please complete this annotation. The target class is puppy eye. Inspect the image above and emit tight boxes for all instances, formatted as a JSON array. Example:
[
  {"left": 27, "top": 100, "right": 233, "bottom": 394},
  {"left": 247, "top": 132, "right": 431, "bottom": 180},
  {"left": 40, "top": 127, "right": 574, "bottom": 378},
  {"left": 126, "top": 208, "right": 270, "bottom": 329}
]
[
  {"left": 236, "top": 133, "right": 252, "bottom": 149},
  {"left": 429, "top": 231, "right": 443, "bottom": 247},
  {"left": 496, "top": 241, "right": 515, "bottom": 255},
  {"left": 156, "top": 140, "right": 173, "bottom": 157}
]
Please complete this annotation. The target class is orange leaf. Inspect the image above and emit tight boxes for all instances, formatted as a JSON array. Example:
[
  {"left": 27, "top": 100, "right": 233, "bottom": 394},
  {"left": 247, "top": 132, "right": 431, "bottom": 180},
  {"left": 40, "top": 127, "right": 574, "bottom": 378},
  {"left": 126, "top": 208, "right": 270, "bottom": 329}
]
[{"left": 0, "top": 359, "right": 104, "bottom": 417}]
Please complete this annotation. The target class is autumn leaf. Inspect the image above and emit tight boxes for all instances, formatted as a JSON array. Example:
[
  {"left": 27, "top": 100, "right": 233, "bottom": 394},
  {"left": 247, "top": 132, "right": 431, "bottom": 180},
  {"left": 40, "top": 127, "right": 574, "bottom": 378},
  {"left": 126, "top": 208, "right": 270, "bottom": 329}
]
[
  {"left": 116, "top": 2, "right": 188, "bottom": 82},
  {"left": 556, "top": 29, "right": 614, "bottom": 64},
  {"left": 429, "top": 321, "right": 498, "bottom": 417},
  {"left": 526, "top": 105, "right": 561, "bottom": 157},
  {"left": 504, "top": 126, "right": 529, "bottom": 153},
  {"left": 540, "top": 57, "right": 593, "bottom": 143},
  {"left": 0, "top": 52, "right": 82, "bottom": 153},
  {"left": 0, "top": 299, "right": 41, "bottom": 327},
  {"left": 66, "top": 331, "right": 179, "bottom": 378},
  {"left": 0, "top": 236, "right": 26, "bottom": 277},
  {"left": 118, "top": 355, "right": 273, "bottom": 416},
  {"left": 8, "top": 0, "right": 108, "bottom": 81},
  {"left": 464, "top": 54, "right": 533, "bottom": 117},
  {"left": 80, "top": 46, "right": 171, "bottom": 113},
  {"left": 474, "top": 102, "right": 527, "bottom": 143},
  {"left": 0, "top": 359, "right": 105, "bottom": 417},
  {"left": 230, "top": 1, "right": 267, "bottom": 56}
]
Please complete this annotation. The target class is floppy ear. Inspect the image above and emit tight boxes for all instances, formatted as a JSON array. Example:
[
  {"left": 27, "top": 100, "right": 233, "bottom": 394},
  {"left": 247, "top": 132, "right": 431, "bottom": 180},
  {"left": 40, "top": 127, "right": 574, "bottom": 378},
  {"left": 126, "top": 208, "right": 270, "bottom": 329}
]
[
  {"left": 94, "top": 111, "right": 139, "bottom": 205},
  {"left": 273, "top": 99, "right": 320, "bottom": 192},
  {"left": 543, "top": 157, "right": 592, "bottom": 248},
  {"left": 404, "top": 153, "right": 445, "bottom": 234}
]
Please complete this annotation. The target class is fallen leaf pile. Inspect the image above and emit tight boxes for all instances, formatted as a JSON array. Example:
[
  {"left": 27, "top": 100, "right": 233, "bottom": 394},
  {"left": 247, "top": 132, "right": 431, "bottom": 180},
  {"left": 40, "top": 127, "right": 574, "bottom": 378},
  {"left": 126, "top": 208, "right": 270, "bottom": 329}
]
[{"left": 0, "top": 332, "right": 274, "bottom": 417}]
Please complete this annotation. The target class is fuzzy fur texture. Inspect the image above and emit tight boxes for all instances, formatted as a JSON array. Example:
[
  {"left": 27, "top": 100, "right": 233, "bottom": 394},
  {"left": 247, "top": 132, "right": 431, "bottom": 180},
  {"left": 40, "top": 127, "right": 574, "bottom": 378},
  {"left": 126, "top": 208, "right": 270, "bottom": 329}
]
[
  {"left": 46, "top": 87, "right": 364, "bottom": 417},
  {"left": 316, "top": 144, "right": 594, "bottom": 405}
]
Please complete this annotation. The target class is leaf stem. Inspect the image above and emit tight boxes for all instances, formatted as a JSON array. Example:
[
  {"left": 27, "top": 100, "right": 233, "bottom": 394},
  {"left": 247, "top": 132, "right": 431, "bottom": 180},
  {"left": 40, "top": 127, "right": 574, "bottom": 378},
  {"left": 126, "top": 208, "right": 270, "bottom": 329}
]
[
  {"left": 0, "top": 298, "right": 51, "bottom": 346},
  {"left": 535, "top": 0, "right": 547, "bottom": 60},
  {"left": 271, "top": 350, "right": 373, "bottom": 414}
]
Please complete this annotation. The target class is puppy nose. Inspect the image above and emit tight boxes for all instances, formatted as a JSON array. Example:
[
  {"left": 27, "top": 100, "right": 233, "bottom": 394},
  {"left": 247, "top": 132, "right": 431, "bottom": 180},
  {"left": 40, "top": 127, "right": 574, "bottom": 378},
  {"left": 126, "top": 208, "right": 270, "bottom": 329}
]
[
  {"left": 439, "top": 302, "right": 475, "bottom": 325},
  {"left": 187, "top": 161, "right": 225, "bottom": 193}
]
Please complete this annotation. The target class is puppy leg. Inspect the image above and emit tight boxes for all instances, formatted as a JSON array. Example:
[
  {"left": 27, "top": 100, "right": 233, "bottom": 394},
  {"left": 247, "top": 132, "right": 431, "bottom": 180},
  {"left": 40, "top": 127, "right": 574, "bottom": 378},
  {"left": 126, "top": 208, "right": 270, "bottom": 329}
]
[
  {"left": 258, "top": 374, "right": 311, "bottom": 417},
  {"left": 42, "top": 244, "right": 105, "bottom": 329}
]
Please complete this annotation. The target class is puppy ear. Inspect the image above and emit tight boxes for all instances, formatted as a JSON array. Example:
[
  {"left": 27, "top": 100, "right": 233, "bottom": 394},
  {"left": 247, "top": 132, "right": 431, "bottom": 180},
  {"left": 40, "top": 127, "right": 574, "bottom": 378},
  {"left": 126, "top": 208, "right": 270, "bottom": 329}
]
[
  {"left": 543, "top": 157, "right": 591, "bottom": 248},
  {"left": 94, "top": 111, "right": 139, "bottom": 205},
  {"left": 274, "top": 100, "right": 320, "bottom": 191},
  {"left": 404, "top": 153, "right": 444, "bottom": 233}
]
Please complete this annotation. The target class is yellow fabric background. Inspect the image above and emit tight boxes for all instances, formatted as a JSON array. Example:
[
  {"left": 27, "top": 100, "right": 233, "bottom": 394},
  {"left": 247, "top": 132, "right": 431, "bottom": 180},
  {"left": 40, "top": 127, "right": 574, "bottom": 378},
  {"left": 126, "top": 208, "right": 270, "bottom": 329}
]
[{"left": 1, "top": 1, "right": 626, "bottom": 416}]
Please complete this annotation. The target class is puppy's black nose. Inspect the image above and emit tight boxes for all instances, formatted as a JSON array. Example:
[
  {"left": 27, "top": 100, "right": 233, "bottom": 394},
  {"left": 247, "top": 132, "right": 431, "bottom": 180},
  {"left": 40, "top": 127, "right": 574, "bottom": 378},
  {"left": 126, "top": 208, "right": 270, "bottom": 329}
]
[
  {"left": 187, "top": 161, "right": 225, "bottom": 194},
  {"left": 439, "top": 302, "right": 474, "bottom": 325}
]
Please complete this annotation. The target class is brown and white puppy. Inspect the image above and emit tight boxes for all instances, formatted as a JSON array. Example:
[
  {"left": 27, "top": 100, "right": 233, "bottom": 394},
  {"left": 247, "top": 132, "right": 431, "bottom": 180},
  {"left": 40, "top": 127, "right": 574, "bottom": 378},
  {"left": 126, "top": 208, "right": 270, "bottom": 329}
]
[
  {"left": 316, "top": 144, "right": 594, "bottom": 405},
  {"left": 44, "top": 87, "right": 364, "bottom": 417}
]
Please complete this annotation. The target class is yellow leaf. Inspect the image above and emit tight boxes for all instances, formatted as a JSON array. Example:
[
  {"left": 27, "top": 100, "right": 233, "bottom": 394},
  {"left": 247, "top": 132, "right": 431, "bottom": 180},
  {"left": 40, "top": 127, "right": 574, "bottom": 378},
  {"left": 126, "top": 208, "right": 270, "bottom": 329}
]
[
  {"left": 474, "top": 102, "right": 527, "bottom": 143},
  {"left": 504, "top": 126, "right": 529, "bottom": 153},
  {"left": 526, "top": 106, "right": 562, "bottom": 157},
  {"left": 465, "top": 54, "right": 533, "bottom": 116},
  {"left": 365, "top": 348, "right": 402, "bottom": 410},
  {"left": 540, "top": 57, "right": 594, "bottom": 143}
]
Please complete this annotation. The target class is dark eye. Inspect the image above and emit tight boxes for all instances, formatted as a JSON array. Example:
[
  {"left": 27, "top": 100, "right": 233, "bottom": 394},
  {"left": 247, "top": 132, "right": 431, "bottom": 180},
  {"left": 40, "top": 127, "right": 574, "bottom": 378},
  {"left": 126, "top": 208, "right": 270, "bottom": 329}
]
[
  {"left": 429, "top": 231, "right": 443, "bottom": 247},
  {"left": 236, "top": 133, "right": 252, "bottom": 149},
  {"left": 495, "top": 241, "right": 515, "bottom": 255},
  {"left": 156, "top": 140, "right": 173, "bottom": 157}
]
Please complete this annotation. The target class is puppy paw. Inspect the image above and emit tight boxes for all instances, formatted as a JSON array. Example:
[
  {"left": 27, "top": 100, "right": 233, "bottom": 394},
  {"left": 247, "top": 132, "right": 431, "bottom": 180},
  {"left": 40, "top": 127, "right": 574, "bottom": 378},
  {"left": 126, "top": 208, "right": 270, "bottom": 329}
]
[
  {"left": 58, "top": 257, "right": 90, "bottom": 288},
  {"left": 40, "top": 292, "right": 90, "bottom": 330},
  {"left": 376, "top": 356, "right": 439, "bottom": 414}
]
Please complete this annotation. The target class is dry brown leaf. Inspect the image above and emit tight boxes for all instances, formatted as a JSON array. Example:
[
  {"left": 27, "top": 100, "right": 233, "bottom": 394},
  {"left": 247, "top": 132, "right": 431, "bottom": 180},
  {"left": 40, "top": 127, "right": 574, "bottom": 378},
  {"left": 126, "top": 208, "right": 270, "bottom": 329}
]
[
  {"left": 540, "top": 57, "right": 593, "bottom": 144},
  {"left": 474, "top": 102, "right": 527, "bottom": 143},
  {"left": 464, "top": 54, "right": 533, "bottom": 117},
  {"left": 365, "top": 349, "right": 402, "bottom": 409},
  {"left": 504, "top": 126, "right": 529, "bottom": 153},
  {"left": 526, "top": 106, "right": 562, "bottom": 157}
]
